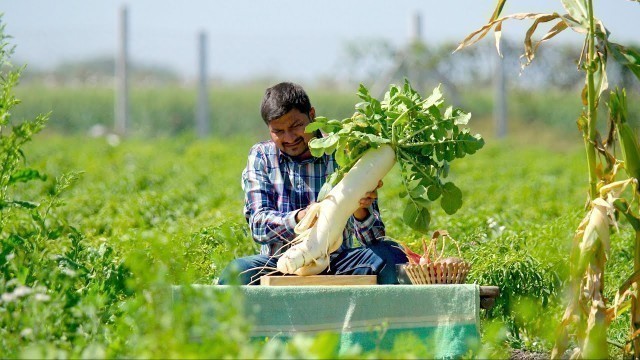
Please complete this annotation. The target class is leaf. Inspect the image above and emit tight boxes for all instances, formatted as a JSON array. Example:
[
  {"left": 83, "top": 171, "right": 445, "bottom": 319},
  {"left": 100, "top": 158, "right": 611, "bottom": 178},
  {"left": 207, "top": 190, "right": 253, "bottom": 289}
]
[
  {"left": 460, "top": 133, "right": 485, "bottom": 154},
  {"left": 490, "top": 0, "right": 508, "bottom": 22},
  {"left": 495, "top": 18, "right": 504, "bottom": 56},
  {"left": 434, "top": 143, "right": 445, "bottom": 162},
  {"left": 309, "top": 133, "right": 339, "bottom": 155},
  {"left": 444, "top": 106, "right": 453, "bottom": 119},
  {"left": 351, "top": 131, "right": 390, "bottom": 145},
  {"left": 444, "top": 145, "right": 456, "bottom": 162},
  {"left": 420, "top": 144, "right": 434, "bottom": 156},
  {"left": 592, "top": 52, "right": 609, "bottom": 100},
  {"left": 455, "top": 142, "right": 466, "bottom": 158},
  {"left": 9, "top": 168, "right": 47, "bottom": 185},
  {"left": 453, "top": 111, "right": 471, "bottom": 126},
  {"left": 403, "top": 202, "right": 431, "bottom": 234},
  {"left": 335, "top": 146, "right": 349, "bottom": 167},
  {"left": 560, "top": 0, "right": 589, "bottom": 28},
  {"left": 11, "top": 200, "right": 39, "bottom": 209},
  {"left": 426, "top": 185, "right": 442, "bottom": 201},
  {"left": 432, "top": 125, "right": 446, "bottom": 140},
  {"left": 608, "top": 42, "right": 640, "bottom": 81},
  {"left": 411, "top": 194, "right": 431, "bottom": 208},
  {"left": 422, "top": 85, "right": 443, "bottom": 110},
  {"left": 440, "top": 182, "right": 463, "bottom": 215},
  {"left": 522, "top": 14, "right": 562, "bottom": 68},
  {"left": 309, "top": 143, "right": 324, "bottom": 157},
  {"left": 409, "top": 184, "right": 425, "bottom": 198},
  {"left": 613, "top": 199, "right": 640, "bottom": 231},
  {"left": 456, "top": 0, "right": 507, "bottom": 53},
  {"left": 456, "top": 13, "right": 539, "bottom": 53},
  {"left": 534, "top": 20, "right": 568, "bottom": 54},
  {"left": 357, "top": 83, "right": 371, "bottom": 100},
  {"left": 441, "top": 160, "right": 450, "bottom": 178},
  {"left": 305, "top": 119, "right": 327, "bottom": 133}
]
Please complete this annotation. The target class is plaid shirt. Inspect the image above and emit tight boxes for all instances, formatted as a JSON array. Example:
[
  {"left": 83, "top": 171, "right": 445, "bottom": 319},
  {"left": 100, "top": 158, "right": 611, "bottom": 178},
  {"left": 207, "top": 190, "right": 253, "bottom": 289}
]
[{"left": 242, "top": 140, "right": 385, "bottom": 256}]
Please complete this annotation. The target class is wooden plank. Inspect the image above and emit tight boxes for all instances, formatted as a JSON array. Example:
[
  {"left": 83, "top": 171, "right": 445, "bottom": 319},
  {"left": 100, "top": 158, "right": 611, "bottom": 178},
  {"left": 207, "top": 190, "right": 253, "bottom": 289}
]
[
  {"left": 260, "top": 275, "right": 377, "bottom": 286},
  {"left": 479, "top": 286, "right": 500, "bottom": 311},
  {"left": 480, "top": 285, "right": 500, "bottom": 298},
  {"left": 479, "top": 286, "right": 500, "bottom": 298}
]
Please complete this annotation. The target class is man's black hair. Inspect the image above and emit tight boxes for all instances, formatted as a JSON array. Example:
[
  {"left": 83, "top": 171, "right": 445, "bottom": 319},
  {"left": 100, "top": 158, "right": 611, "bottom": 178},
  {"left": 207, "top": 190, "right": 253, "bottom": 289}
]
[{"left": 260, "top": 82, "right": 312, "bottom": 125}]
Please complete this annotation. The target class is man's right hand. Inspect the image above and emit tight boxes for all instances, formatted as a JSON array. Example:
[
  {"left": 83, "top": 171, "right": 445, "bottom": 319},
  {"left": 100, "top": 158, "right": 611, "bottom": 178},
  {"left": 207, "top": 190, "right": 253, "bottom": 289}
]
[{"left": 295, "top": 208, "right": 307, "bottom": 223}]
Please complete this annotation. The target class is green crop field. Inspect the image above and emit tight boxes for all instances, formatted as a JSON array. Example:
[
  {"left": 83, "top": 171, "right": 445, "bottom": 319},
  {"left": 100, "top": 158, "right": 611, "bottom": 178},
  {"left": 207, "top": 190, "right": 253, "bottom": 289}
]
[
  {"left": 3, "top": 126, "right": 637, "bottom": 357},
  {"left": 5, "top": 71, "right": 640, "bottom": 358}
]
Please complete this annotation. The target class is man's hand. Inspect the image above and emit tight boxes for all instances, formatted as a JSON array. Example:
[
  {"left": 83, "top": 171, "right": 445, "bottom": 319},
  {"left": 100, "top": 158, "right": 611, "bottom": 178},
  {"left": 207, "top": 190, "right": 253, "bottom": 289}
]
[
  {"left": 295, "top": 207, "right": 308, "bottom": 223},
  {"left": 353, "top": 180, "right": 383, "bottom": 221}
]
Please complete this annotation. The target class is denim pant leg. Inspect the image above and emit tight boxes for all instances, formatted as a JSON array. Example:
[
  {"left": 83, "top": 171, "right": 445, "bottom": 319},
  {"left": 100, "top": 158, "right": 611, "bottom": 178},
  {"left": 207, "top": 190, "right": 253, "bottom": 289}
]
[
  {"left": 327, "top": 247, "right": 385, "bottom": 278},
  {"left": 218, "top": 254, "right": 279, "bottom": 285},
  {"left": 367, "top": 240, "right": 408, "bottom": 285}
]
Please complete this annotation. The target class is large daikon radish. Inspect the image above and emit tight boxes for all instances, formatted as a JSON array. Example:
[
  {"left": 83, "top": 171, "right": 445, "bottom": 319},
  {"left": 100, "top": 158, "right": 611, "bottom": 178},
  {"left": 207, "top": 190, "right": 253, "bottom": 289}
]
[{"left": 277, "top": 145, "right": 395, "bottom": 275}]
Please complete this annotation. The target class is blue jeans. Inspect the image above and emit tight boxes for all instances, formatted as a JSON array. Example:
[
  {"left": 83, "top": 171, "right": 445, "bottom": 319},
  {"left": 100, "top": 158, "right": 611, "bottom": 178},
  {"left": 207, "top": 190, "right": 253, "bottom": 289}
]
[{"left": 218, "top": 240, "right": 407, "bottom": 285}]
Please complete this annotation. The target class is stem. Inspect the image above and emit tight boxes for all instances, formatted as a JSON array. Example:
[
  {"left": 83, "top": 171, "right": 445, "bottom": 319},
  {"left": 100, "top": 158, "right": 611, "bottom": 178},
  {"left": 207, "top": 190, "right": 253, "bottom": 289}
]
[
  {"left": 397, "top": 161, "right": 421, "bottom": 208},
  {"left": 397, "top": 149, "right": 437, "bottom": 186},
  {"left": 585, "top": 0, "right": 598, "bottom": 200},
  {"left": 633, "top": 229, "right": 640, "bottom": 357},
  {"left": 581, "top": 2, "right": 607, "bottom": 357},
  {"left": 398, "top": 117, "right": 457, "bottom": 145},
  {"left": 392, "top": 98, "right": 431, "bottom": 146},
  {"left": 398, "top": 138, "right": 476, "bottom": 148},
  {"left": 391, "top": 108, "right": 411, "bottom": 147}
]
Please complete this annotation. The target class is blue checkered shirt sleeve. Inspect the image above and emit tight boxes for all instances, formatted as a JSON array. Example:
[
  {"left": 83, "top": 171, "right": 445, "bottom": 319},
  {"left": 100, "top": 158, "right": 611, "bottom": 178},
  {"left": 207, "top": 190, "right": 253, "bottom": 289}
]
[{"left": 242, "top": 144, "right": 298, "bottom": 249}]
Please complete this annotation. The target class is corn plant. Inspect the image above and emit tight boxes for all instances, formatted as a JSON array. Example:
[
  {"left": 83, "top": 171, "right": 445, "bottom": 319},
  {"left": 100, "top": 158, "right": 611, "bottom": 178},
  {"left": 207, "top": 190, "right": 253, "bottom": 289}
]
[{"left": 455, "top": 0, "right": 640, "bottom": 358}]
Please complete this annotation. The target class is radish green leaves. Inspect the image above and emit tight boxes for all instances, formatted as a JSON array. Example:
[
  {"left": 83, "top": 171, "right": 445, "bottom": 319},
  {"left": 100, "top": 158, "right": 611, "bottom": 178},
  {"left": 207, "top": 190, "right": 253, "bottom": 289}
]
[{"left": 307, "top": 80, "right": 484, "bottom": 234}]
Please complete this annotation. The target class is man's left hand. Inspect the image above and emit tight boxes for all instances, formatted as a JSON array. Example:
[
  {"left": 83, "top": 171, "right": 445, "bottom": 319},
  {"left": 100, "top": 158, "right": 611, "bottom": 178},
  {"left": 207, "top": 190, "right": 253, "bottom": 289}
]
[{"left": 353, "top": 180, "right": 383, "bottom": 221}]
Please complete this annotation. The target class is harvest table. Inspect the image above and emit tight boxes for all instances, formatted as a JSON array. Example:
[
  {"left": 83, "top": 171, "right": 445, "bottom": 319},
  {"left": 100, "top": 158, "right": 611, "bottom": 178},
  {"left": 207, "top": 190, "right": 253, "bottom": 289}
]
[{"left": 173, "top": 283, "right": 496, "bottom": 357}]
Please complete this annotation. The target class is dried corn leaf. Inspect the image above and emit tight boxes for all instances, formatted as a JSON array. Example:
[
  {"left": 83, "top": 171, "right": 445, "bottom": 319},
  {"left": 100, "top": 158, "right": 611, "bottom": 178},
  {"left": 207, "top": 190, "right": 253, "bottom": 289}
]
[
  {"left": 608, "top": 269, "right": 640, "bottom": 321},
  {"left": 532, "top": 21, "right": 569, "bottom": 59},
  {"left": 456, "top": 13, "right": 551, "bottom": 53},
  {"left": 522, "top": 14, "right": 562, "bottom": 67},
  {"left": 584, "top": 296, "right": 608, "bottom": 359}
]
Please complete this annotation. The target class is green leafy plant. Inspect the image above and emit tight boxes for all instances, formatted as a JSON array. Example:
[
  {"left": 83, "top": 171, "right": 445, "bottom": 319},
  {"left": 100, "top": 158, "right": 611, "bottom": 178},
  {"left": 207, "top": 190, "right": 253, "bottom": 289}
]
[
  {"left": 0, "top": 19, "right": 134, "bottom": 357},
  {"left": 308, "top": 81, "right": 484, "bottom": 233}
]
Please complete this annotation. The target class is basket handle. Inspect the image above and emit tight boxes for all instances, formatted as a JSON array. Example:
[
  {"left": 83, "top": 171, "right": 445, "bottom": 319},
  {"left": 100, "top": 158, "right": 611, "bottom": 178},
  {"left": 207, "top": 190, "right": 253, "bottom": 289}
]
[{"left": 427, "top": 230, "right": 462, "bottom": 262}]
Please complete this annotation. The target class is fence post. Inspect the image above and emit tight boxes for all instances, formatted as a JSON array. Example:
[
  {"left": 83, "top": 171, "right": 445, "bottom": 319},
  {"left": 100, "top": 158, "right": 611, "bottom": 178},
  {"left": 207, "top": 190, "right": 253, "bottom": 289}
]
[
  {"left": 115, "top": 5, "right": 129, "bottom": 136},
  {"left": 494, "top": 52, "right": 507, "bottom": 138},
  {"left": 196, "top": 31, "right": 210, "bottom": 137}
]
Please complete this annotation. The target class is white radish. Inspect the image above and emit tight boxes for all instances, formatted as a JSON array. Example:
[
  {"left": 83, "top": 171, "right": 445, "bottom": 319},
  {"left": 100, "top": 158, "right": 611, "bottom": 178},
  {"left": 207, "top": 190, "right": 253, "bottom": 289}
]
[{"left": 277, "top": 144, "right": 396, "bottom": 275}]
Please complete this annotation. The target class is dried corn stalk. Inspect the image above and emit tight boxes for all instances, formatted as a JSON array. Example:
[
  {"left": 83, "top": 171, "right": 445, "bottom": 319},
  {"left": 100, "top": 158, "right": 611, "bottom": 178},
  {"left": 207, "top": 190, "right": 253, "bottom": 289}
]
[{"left": 456, "top": 0, "right": 640, "bottom": 357}]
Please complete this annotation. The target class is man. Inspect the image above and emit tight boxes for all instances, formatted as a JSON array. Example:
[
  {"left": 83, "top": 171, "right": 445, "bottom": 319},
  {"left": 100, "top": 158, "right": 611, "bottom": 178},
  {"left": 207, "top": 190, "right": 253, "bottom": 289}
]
[{"left": 218, "top": 82, "right": 406, "bottom": 285}]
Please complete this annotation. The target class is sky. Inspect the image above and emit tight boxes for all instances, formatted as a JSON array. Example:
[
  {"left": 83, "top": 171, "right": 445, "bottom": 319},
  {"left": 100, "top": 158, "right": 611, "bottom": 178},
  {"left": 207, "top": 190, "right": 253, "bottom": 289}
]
[{"left": 3, "top": 0, "right": 639, "bottom": 83}]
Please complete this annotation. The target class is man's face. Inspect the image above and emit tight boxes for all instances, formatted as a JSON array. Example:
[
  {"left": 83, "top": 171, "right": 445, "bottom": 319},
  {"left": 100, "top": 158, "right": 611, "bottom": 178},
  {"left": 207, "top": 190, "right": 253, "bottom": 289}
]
[{"left": 268, "top": 108, "right": 316, "bottom": 160}]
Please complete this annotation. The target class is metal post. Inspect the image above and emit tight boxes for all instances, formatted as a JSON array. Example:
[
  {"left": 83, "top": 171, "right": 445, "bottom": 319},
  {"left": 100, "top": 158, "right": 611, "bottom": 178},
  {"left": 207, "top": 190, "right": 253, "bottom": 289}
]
[
  {"left": 409, "top": 11, "right": 422, "bottom": 43},
  {"left": 494, "top": 53, "right": 507, "bottom": 138},
  {"left": 115, "top": 5, "right": 129, "bottom": 136},
  {"left": 196, "top": 31, "right": 210, "bottom": 137}
]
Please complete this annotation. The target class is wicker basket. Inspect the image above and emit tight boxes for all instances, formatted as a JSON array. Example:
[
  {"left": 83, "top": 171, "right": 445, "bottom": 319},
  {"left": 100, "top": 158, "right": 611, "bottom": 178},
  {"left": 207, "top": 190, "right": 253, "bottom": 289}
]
[
  {"left": 403, "top": 261, "right": 471, "bottom": 285},
  {"left": 400, "top": 230, "right": 471, "bottom": 285}
]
